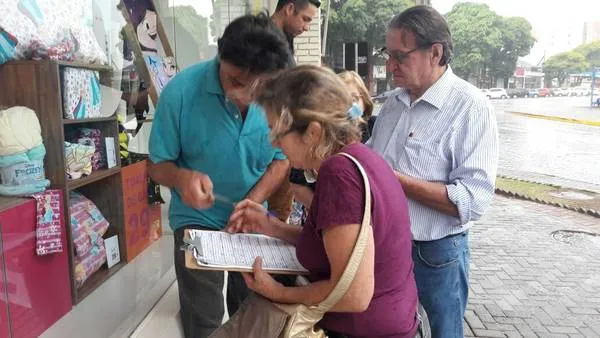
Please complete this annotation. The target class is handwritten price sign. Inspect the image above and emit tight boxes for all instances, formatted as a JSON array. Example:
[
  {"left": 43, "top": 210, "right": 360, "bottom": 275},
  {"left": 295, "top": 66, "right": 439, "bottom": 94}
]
[{"left": 121, "top": 160, "right": 162, "bottom": 262}]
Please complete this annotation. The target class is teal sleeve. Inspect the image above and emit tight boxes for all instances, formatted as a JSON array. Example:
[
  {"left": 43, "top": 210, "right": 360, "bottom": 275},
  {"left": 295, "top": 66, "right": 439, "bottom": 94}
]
[{"left": 273, "top": 147, "right": 286, "bottom": 161}]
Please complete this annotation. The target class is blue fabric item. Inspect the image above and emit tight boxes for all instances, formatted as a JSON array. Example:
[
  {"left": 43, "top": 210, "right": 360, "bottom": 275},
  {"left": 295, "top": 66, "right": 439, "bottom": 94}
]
[
  {"left": 0, "top": 144, "right": 46, "bottom": 166},
  {"left": 346, "top": 103, "right": 364, "bottom": 121},
  {"left": 0, "top": 144, "right": 49, "bottom": 196}
]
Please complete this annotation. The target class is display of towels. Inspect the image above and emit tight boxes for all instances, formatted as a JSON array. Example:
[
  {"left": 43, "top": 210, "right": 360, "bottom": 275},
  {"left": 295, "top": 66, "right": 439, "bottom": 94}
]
[
  {"left": 0, "top": 106, "right": 50, "bottom": 196},
  {"left": 62, "top": 67, "right": 102, "bottom": 119}
]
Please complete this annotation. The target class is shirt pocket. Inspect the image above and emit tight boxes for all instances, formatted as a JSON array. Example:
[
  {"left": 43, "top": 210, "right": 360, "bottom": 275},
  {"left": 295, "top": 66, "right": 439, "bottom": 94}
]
[
  {"left": 243, "top": 131, "right": 273, "bottom": 171},
  {"left": 403, "top": 137, "right": 449, "bottom": 182}
]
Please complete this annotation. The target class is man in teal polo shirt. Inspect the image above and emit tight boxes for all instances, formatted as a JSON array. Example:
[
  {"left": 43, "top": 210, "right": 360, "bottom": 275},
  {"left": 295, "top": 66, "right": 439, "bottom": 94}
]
[{"left": 148, "top": 13, "right": 291, "bottom": 338}]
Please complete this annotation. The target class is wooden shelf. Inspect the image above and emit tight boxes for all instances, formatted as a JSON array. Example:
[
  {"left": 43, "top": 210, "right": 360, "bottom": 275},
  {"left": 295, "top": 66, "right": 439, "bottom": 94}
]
[
  {"left": 1, "top": 57, "right": 126, "bottom": 306},
  {"left": 63, "top": 116, "right": 117, "bottom": 125},
  {"left": 3, "top": 60, "right": 113, "bottom": 73},
  {"left": 56, "top": 61, "right": 113, "bottom": 72},
  {"left": 67, "top": 167, "right": 121, "bottom": 190},
  {"left": 76, "top": 261, "right": 125, "bottom": 303}
]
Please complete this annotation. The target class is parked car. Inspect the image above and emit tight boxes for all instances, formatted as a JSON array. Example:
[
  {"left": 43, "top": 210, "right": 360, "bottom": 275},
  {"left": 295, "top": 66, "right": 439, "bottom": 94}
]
[
  {"left": 488, "top": 88, "right": 508, "bottom": 99},
  {"left": 549, "top": 88, "right": 568, "bottom": 96},
  {"left": 527, "top": 89, "right": 540, "bottom": 97},
  {"left": 567, "top": 87, "right": 591, "bottom": 96},
  {"left": 481, "top": 89, "right": 491, "bottom": 98},
  {"left": 537, "top": 88, "right": 551, "bottom": 97},
  {"left": 575, "top": 86, "right": 592, "bottom": 96},
  {"left": 507, "top": 88, "right": 528, "bottom": 98}
]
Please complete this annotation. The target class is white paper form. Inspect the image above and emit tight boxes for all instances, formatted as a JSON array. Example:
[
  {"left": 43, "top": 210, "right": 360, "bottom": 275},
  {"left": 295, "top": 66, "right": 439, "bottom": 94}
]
[{"left": 188, "top": 229, "right": 309, "bottom": 274}]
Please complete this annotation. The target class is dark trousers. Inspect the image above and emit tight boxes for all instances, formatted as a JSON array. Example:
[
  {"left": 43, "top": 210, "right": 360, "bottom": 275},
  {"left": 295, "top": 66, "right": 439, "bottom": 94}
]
[{"left": 174, "top": 227, "right": 250, "bottom": 338}]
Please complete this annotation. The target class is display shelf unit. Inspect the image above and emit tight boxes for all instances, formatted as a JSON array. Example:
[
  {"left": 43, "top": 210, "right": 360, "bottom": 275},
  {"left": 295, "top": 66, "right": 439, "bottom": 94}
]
[{"left": 0, "top": 60, "right": 126, "bottom": 304}]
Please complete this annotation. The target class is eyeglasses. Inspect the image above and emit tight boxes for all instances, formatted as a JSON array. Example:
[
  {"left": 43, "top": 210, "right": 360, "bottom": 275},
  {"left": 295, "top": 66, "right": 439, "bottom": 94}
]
[{"left": 378, "top": 42, "right": 442, "bottom": 64}]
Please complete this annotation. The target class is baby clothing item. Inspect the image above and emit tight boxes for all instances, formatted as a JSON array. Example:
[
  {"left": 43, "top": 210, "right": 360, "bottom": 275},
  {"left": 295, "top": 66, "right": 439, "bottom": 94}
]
[
  {"left": 0, "top": 106, "right": 43, "bottom": 156},
  {"left": 73, "top": 236, "right": 107, "bottom": 288},
  {"left": 69, "top": 192, "right": 109, "bottom": 258},
  {"left": 0, "top": 0, "right": 107, "bottom": 66},
  {"left": 64, "top": 141, "right": 95, "bottom": 179},
  {"left": 0, "top": 107, "right": 49, "bottom": 196},
  {"left": 75, "top": 128, "right": 105, "bottom": 171},
  {"left": 62, "top": 68, "right": 102, "bottom": 119},
  {"left": 32, "top": 189, "right": 63, "bottom": 256}
]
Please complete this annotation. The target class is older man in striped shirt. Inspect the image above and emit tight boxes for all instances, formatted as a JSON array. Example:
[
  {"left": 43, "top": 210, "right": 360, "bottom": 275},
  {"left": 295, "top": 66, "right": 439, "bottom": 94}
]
[{"left": 368, "top": 6, "right": 499, "bottom": 338}]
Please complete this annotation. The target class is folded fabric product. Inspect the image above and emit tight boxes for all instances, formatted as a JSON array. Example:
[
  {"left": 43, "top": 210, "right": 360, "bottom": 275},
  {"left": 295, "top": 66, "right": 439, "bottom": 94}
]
[
  {"left": 73, "top": 236, "right": 107, "bottom": 288},
  {"left": 62, "top": 67, "right": 102, "bottom": 119},
  {"left": 0, "top": 106, "right": 43, "bottom": 156},
  {"left": 69, "top": 191, "right": 110, "bottom": 258},
  {"left": 0, "top": 144, "right": 50, "bottom": 196},
  {"left": 76, "top": 128, "right": 105, "bottom": 171},
  {"left": 0, "top": 0, "right": 107, "bottom": 66},
  {"left": 64, "top": 141, "right": 95, "bottom": 179},
  {"left": 0, "top": 28, "right": 18, "bottom": 65}
]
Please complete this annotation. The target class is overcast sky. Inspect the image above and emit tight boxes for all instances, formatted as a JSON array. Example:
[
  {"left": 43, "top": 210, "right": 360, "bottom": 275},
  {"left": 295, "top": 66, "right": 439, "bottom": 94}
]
[{"left": 175, "top": 0, "right": 600, "bottom": 64}]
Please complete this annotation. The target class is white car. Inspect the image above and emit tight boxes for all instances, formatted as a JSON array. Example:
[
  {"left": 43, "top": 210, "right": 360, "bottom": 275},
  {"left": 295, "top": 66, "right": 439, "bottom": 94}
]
[
  {"left": 567, "top": 87, "right": 592, "bottom": 96},
  {"left": 487, "top": 88, "right": 508, "bottom": 99}
]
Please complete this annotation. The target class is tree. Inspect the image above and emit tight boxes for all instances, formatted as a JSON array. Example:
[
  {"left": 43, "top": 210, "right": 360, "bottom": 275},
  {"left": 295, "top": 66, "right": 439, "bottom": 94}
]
[
  {"left": 489, "top": 17, "right": 535, "bottom": 88},
  {"left": 446, "top": 3, "right": 535, "bottom": 87},
  {"left": 326, "top": 0, "right": 413, "bottom": 51},
  {"left": 574, "top": 41, "right": 600, "bottom": 68},
  {"left": 543, "top": 51, "right": 590, "bottom": 87},
  {"left": 173, "top": 6, "right": 209, "bottom": 50},
  {"left": 446, "top": 3, "right": 503, "bottom": 84}
]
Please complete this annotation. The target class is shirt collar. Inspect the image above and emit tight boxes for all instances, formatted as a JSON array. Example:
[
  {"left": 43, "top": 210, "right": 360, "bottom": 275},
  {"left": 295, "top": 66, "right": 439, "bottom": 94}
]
[
  {"left": 395, "top": 66, "right": 455, "bottom": 110},
  {"left": 205, "top": 57, "right": 224, "bottom": 95}
]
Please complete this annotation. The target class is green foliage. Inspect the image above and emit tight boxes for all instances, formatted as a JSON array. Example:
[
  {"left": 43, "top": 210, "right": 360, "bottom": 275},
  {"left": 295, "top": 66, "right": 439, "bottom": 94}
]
[
  {"left": 446, "top": 2, "right": 535, "bottom": 84},
  {"left": 173, "top": 6, "right": 209, "bottom": 49},
  {"left": 543, "top": 51, "right": 589, "bottom": 86}
]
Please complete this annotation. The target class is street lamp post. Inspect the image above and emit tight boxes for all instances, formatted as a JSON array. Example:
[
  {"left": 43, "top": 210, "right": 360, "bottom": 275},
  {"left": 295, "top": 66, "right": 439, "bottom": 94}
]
[{"left": 591, "top": 68, "right": 598, "bottom": 107}]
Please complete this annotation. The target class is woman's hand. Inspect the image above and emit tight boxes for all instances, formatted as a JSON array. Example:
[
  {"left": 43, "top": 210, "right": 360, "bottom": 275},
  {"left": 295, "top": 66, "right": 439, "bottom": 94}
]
[
  {"left": 242, "top": 257, "right": 284, "bottom": 301},
  {"left": 226, "top": 199, "right": 274, "bottom": 235}
]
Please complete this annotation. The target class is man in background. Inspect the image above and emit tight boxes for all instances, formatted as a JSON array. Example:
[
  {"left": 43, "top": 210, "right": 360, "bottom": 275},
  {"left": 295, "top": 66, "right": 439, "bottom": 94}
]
[
  {"left": 268, "top": 0, "right": 320, "bottom": 221},
  {"left": 368, "top": 6, "right": 498, "bottom": 338}
]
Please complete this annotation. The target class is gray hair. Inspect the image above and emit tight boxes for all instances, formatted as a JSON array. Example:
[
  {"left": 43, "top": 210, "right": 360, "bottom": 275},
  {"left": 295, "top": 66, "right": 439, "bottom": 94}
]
[{"left": 389, "top": 5, "right": 453, "bottom": 66}]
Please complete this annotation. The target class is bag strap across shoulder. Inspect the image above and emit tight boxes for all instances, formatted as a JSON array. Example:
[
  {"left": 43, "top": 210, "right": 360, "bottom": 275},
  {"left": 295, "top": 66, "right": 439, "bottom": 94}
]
[{"left": 315, "top": 152, "right": 372, "bottom": 312}]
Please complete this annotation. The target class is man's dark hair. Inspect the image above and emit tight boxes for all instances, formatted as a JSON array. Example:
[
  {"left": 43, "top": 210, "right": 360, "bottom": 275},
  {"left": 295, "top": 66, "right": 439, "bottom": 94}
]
[
  {"left": 217, "top": 12, "right": 291, "bottom": 73},
  {"left": 276, "top": 0, "right": 321, "bottom": 12},
  {"left": 389, "top": 5, "right": 453, "bottom": 66}
]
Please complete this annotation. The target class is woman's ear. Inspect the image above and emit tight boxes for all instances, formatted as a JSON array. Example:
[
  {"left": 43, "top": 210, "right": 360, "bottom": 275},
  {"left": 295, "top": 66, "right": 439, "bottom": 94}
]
[{"left": 303, "top": 121, "right": 323, "bottom": 146}]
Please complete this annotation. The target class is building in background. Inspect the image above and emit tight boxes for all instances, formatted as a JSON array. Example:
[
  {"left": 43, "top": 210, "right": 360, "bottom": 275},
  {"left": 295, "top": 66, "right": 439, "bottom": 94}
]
[
  {"left": 510, "top": 59, "right": 545, "bottom": 89},
  {"left": 212, "top": 0, "right": 321, "bottom": 65},
  {"left": 583, "top": 21, "right": 600, "bottom": 44}
]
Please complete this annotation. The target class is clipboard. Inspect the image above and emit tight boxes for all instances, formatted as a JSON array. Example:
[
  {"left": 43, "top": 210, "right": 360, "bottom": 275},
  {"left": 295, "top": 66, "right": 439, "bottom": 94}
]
[{"left": 183, "top": 229, "right": 309, "bottom": 275}]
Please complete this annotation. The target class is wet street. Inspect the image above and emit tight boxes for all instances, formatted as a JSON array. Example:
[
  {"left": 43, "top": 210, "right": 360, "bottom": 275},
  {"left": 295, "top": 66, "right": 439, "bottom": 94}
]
[
  {"left": 492, "top": 96, "right": 600, "bottom": 185},
  {"left": 375, "top": 95, "right": 600, "bottom": 185},
  {"left": 493, "top": 96, "right": 600, "bottom": 122}
]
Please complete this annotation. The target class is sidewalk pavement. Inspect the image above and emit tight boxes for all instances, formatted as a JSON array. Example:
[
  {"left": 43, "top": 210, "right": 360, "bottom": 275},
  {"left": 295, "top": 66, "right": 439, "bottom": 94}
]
[
  {"left": 498, "top": 169, "right": 600, "bottom": 194},
  {"left": 464, "top": 195, "right": 600, "bottom": 337}
]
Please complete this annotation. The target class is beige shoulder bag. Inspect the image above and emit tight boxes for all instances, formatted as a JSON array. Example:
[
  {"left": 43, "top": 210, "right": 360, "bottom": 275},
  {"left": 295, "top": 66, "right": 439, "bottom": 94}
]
[{"left": 210, "top": 152, "right": 372, "bottom": 338}]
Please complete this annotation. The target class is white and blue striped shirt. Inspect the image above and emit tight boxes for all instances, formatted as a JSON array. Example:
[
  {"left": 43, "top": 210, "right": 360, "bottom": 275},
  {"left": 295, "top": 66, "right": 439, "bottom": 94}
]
[{"left": 367, "top": 67, "right": 499, "bottom": 241}]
